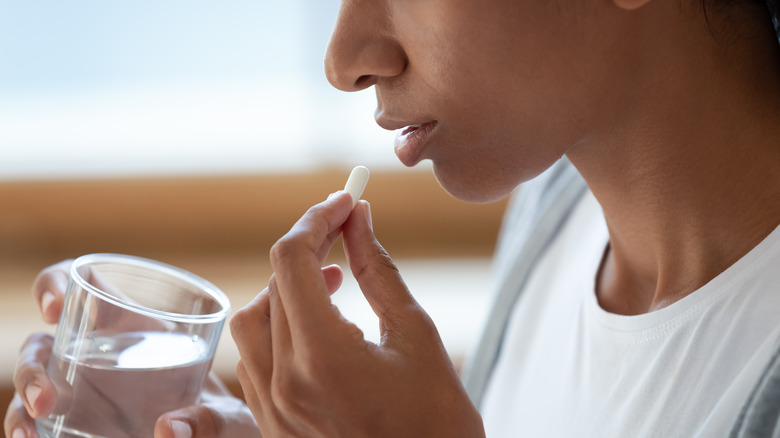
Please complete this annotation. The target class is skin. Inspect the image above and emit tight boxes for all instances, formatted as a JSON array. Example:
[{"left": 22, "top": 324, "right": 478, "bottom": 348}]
[
  {"left": 7, "top": 0, "right": 780, "bottom": 435},
  {"left": 326, "top": 0, "right": 673, "bottom": 203},
  {"left": 324, "top": 0, "right": 780, "bottom": 314}
]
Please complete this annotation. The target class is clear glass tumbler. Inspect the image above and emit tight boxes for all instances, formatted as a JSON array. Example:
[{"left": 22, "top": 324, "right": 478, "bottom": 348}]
[{"left": 35, "top": 253, "right": 231, "bottom": 438}]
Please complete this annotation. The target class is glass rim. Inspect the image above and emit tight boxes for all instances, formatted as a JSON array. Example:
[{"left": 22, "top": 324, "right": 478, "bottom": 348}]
[{"left": 70, "top": 253, "right": 231, "bottom": 324}]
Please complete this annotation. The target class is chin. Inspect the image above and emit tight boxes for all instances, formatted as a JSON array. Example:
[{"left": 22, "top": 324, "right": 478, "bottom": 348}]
[
  {"left": 429, "top": 152, "right": 561, "bottom": 204},
  {"left": 431, "top": 163, "right": 515, "bottom": 204}
]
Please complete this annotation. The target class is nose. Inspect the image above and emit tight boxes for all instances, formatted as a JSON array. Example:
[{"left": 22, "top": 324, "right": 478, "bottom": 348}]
[{"left": 324, "top": 2, "right": 407, "bottom": 92}]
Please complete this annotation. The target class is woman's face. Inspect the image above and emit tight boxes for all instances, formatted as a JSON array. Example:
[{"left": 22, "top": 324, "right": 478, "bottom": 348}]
[{"left": 325, "top": 0, "right": 637, "bottom": 202}]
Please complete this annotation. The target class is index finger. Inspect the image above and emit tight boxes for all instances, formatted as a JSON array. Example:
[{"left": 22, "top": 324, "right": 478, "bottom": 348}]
[{"left": 269, "top": 191, "right": 353, "bottom": 341}]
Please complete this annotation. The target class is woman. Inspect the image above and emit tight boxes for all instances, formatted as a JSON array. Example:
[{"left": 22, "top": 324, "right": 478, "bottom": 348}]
[{"left": 7, "top": 0, "right": 780, "bottom": 436}]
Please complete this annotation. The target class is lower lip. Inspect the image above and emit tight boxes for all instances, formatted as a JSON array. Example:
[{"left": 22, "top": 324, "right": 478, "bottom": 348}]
[{"left": 394, "top": 121, "right": 437, "bottom": 166}]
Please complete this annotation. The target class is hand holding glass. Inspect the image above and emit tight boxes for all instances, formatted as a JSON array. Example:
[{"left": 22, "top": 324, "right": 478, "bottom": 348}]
[{"left": 35, "top": 254, "right": 231, "bottom": 438}]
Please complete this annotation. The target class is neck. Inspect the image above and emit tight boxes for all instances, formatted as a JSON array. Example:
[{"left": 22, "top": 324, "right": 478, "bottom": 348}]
[{"left": 567, "top": 6, "right": 780, "bottom": 315}]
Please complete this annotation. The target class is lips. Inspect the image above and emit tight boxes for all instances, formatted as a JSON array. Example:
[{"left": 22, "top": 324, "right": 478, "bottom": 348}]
[
  {"left": 394, "top": 121, "right": 437, "bottom": 167},
  {"left": 401, "top": 124, "right": 423, "bottom": 136}
]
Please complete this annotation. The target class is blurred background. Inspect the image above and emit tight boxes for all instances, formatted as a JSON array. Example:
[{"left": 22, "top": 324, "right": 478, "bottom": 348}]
[{"left": 0, "top": 0, "right": 506, "bottom": 432}]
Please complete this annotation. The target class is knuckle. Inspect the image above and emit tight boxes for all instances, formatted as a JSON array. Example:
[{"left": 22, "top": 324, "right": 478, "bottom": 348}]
[
  {"left": 334, "top": 313, "right": 367, "bottom": 346},
  {"left": 271, "top": 370, "right": 306, "bottom": 416},
  {"left": 402, "top": 300, "right": 433, "bottom": 327},
  {"left": 13, "top": 361, "right": 42, "bottom": 390},
  {"left": 33, "top": 260, "right": 72, "bottom": 287},
  {"left": 269, "top": 235, "right": 307, "bottom": 265},
  {"left": 408, "top": 305, "right": 442, "bottom": 344},
  {"left": 303, "top": 202, "right": 329, "bottom": 220},
  {"left": 22, "top": 333, "right": 54, "bottom": 352},
  {"left": 230, "top": 313, "right": 257, "bottom": 345},
  {"left": 229, "top": 310, "right": 247, "bottom": 338},
  {"left": 194, "top": 406, "right": 224, "bottom": 436},
  {"left": 289, "top": 350, "right": 321, "bottom": 383},
  {"left": 355, "top": 244, "right": 400, "bottom": 284},
  {"left": 270, "top": 205, "right": 333, "bottom": 266},
  {"left": 294, "top": 349, "right": 342, "bottom": 390},
  {"left": 229, "top": 298, "right": 268, "bottom": 340},
  {"left": 235, "top": 361, "right": 252, "bottom": 388},
  {"left": 14, "top": 333, "right": 54, "bottom": 385},
  {"left": 235, "top": 360, "right": 246, "bottom": 379},
  {"left": 372, "top": 242, "right": 396, "bottom": 267},
  {"left": 346, "top": 322, "right": 366, "bottom": 345}
]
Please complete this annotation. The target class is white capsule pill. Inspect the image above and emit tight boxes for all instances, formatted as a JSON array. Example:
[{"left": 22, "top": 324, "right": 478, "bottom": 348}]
[{"left": 344, "top": 166, "right": 370, "bottom": 208}]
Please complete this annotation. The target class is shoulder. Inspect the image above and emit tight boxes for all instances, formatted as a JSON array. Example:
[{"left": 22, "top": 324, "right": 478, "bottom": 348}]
[
  {"left": 728, "top": 225, "right": 780, "bottom": 436},
  {"left": 732, "top": 344, "right": 780, "bottom": 437}
]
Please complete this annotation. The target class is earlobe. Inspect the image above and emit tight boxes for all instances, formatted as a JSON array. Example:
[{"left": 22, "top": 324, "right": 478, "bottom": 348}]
[{"left": 613, "top": 0, "right": 653, "bottom": 11}]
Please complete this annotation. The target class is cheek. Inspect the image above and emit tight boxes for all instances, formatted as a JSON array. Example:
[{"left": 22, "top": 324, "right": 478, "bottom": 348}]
[
  {"left": 398, "top": 2, "right": 611, "bottom": 202},
  {"left": 418, "top": 46, "right": 583, "bottom": 203}
]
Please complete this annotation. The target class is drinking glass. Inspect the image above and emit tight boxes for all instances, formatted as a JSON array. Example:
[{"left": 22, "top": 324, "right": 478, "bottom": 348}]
[{"left": 35, "top": 253, "right": 231, "bottom": 438}]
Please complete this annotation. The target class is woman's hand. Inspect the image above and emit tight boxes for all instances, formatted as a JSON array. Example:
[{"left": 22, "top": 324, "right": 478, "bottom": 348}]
[
  {"left": 4, "top": 261, "right": 261, "bottom": 438},
  {"left": 230, "top": 191, "right": 485, "bottom": 437}
]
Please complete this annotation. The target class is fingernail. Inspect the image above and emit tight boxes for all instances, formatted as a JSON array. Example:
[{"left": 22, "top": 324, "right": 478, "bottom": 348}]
[
  {"left": 12, "top": 428, "right": 26, "bottom": 438},
  {"left": 171, "top": 420, "right": 192, "bottom": 438},
  {"left": 41, "top": 291, "right": 56, "bottom": 314},
  {"left": 365, "top": 201, "right": 373, "bottom": 231},
  {"left": 328, "top": 190, "right": 350, "bottom": 201},
  {"left": 25, "top": 384, "right": 42, "bottom": 409}
]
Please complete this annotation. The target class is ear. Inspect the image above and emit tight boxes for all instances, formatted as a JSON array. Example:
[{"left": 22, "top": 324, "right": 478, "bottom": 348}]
[{"left": 613, "top": 0, "right": 653, "bottom": 11}]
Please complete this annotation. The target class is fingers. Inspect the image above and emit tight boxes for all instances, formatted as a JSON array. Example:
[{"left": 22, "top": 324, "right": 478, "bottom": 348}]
[
  {"left": 342, "top": 201, "right": 421, "bottom": 338},
  {"left": 153, "top": 395, "right": 260, "bottom": 438},
  {"left": 269, "top": 191, "right": 354, "bottom": 342},
  {"left": 32, "top": 260, "right": 72, "bottom": 324},
  {"left": 154, "top": 370, "right": 263, "bottom": 438},
  {"left": 230, "top": 262, "right": 344, "bottom": 411},
  {"left": 154, "top": 415, "right": 194, "bottom": 438},
  {"left": 4, "top": 393, "right": 36, "bottom": 438},
  {"left": 153, "top": 407, "right": 228, "bottom": 438},
  {"left": 12, "top": 334, "right": 57, "bottom": 420},
  {"left": 267, "top": 277, "right": 293, "bottom": 369},
  {"left": 322, "top": 264, "right": 344, "bottom": 295},
  {"left": 229, "top": 289, "right": 273, "bottom": 412},
  {"left": 231, "top": 293, "right": 273, "bottom": 434},
  {"left": 235, "top": 361, "right": 264, "bottom": 426}
]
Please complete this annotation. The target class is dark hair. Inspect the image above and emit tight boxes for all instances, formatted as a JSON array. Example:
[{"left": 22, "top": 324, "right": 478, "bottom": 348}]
[
  {"left": 768, "top": 0, "right": 780, "bottom": 39},
  {"left": 700, "top": 0, "right": 780, "bottom": 43}
]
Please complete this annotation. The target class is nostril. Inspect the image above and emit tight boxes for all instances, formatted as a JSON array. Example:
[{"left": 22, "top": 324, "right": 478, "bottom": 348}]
[{"left": 355, "top": 75, "right": 377, "bottom": 89}]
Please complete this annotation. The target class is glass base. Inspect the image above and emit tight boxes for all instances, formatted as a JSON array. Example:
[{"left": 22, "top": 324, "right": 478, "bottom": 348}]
[{"left": 35, "top": 417, "right": 110, "bottom": 438}]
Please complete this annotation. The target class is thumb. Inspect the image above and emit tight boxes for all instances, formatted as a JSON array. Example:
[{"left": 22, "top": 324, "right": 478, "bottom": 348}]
[
  {"left": 154, "top": 412, "right": 195, "bottom": 438},
  {"left": 154, "top": 374, "right": 259, "bottom": 438},
  {"left": 155, "top": 404, "right": 246, "bottom": 438},
  {"left": 154, "top": 407, "right": 210, "bottom": 438},
  {"left": 342, "top": 201, "right": 433, "bottom": 346}
]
